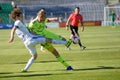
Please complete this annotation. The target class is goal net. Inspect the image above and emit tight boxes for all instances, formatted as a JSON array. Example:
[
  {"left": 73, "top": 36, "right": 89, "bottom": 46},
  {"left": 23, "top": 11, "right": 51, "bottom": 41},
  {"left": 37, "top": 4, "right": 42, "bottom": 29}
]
[{"left": 103, "top": 6, "right": 120, "bottom": 26}]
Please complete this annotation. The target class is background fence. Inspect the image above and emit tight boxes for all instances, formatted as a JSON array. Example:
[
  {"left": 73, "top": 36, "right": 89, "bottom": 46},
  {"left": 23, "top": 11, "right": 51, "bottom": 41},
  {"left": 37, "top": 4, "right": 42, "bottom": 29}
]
[{"left": 0, "top": 0, "right": 120, "bottom": 27}]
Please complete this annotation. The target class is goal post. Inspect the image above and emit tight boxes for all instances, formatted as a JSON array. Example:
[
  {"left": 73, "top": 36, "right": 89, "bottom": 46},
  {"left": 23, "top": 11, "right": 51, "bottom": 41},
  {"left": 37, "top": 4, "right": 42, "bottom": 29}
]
[{"left": 103, "top": 6, "right": 120, "bottom": 26}]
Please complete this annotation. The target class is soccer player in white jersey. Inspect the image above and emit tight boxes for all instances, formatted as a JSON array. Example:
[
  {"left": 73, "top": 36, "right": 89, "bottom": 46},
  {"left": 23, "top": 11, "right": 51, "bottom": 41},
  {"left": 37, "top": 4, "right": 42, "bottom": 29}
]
[{"left": 8, "top": 8, "right": 73, "bottom": 72}]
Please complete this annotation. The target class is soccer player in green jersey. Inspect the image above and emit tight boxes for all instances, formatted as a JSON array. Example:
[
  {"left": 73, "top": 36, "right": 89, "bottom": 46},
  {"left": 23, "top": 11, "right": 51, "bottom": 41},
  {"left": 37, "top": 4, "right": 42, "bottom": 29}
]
[
  {"left": 28, "top": 10, "right": 72, "bottom": 49},
  {"left": 109, "top": 10, "right": 116, "bottom": 26},
  {"left": 28, "top": 11, "right": 64, "bottom": 40},
  {"left": 37, "top": 8, "right": 58, "bottom": 52},
  {"left": 27, "top": 9, "right": 73, "bottom": 71}
]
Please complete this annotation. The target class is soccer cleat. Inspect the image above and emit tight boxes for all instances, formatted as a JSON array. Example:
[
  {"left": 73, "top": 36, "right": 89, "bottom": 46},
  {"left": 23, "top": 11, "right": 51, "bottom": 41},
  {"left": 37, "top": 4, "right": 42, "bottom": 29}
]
[
  {"left": 80, "top": 46, "right": 86, "bottom": 50},
  {"left": 66, "top": 66, "right": 73, "bottom": 70},
  {"left": 66, "top": 47, "right": 71, "bottom": 51},
  {"left": 65, "top": 39, "right": 72, "bottom": 48},
  {"left": 21, "top": 69, "right": 27, "bottom": 72}
]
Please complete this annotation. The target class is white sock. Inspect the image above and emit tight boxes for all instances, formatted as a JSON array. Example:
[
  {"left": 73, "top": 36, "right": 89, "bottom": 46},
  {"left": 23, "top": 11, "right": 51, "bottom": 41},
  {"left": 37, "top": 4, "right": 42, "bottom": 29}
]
[
  {"left": 40, "top": 46, "right": 44, "bottom": 50},
  {"left": 24, "top": 57, "right": 34, "bottom": 71},
  {"left": 52, "top": 39, "right": 66, "bottom": 44}
]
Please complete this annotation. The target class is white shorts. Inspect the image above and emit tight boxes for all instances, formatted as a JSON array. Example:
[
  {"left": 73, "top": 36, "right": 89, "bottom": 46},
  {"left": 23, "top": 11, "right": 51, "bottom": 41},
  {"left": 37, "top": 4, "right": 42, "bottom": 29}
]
[{"left": 24, "top": 36, "right": 46, "bottom": 55}]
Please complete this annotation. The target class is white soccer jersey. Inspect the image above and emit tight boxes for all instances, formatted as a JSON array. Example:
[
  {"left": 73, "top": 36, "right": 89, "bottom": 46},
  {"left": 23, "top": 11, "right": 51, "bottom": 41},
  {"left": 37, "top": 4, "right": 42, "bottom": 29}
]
[
  {"left": 14, "top": 20, "right": 33, "bottom": 41},
  {"left": 14, "top": 20, "right": 46, "bottom": 54}
]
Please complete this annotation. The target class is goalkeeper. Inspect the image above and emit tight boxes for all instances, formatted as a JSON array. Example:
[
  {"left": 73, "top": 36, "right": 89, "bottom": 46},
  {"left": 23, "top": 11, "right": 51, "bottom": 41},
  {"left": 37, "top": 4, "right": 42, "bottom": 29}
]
[{"left": 109, "top": 10, "right": 116, "bottom": 26}]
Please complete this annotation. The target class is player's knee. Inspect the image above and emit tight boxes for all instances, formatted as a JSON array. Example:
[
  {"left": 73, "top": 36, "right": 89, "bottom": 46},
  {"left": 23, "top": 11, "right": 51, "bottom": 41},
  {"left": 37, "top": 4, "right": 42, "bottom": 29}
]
[
  {"left": 52, "top": 49, "right": 60, "bottom": 57},
  {"left": 33, "top": 53, "right": 37, "bottom": 60}
]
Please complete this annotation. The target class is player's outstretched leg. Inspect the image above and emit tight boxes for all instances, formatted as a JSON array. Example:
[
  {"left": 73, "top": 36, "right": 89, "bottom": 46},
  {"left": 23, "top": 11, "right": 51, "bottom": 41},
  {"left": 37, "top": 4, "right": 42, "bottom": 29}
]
[{"left": 46, "top": 38, "right": 73, "bottom": 48}]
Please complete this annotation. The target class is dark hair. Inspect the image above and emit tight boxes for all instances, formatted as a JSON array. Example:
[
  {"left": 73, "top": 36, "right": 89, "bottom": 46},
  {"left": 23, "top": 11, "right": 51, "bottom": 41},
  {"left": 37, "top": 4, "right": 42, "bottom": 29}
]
[
  {"left": 0, "top": 6, "right": 2, "bottom": 10},
  {"left": 75, "top": 7, "right": 80, "bottom": 10},
  {"left": 14, "top": 5, "right": 17, "bottom": 9},
  {"left": 41, "top": 8, "right": 46, "bottom": 11},
  {"left": 10, "top": 8, "right": 22, "bottom": 20}
]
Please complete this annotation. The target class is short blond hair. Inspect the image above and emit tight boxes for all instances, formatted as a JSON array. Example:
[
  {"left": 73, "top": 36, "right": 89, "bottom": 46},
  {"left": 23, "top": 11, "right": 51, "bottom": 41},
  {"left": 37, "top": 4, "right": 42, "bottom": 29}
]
[
  {"left": 37, "top": 10, "right": 45, "bottom": 16},
  {"left": 37, "top": 10, "right": 46, "bottom": 20}
]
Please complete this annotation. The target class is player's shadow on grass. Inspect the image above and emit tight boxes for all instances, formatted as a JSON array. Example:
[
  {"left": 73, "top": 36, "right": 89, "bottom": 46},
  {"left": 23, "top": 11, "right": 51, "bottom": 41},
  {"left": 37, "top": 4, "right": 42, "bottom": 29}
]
[
  {"left": 14, "top": 60, "right": 73, "bottom": 64},
  {"left": 74, "top": 66, "right": 120, "bottom": 71},
  {"left": 0, "top": 72, "right": 72, "bottom": 78},
  {"left": 14, "top": 60, "right": 58, "bottom": 64},
  {"left": 0, "top": 73, "right": 52, "bottom": 78},
  {"left": 0, "top": 72, "right": 13, "bottom": 74},
  {"left": 86, "top": 46, "right": 120, "bottom": 51}
]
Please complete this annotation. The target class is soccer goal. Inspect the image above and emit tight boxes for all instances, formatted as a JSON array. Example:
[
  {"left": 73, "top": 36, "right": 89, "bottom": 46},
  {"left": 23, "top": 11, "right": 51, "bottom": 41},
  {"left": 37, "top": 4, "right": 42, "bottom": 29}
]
[{"left": 103, "top": 6, "right": 120, "bottom": 26}]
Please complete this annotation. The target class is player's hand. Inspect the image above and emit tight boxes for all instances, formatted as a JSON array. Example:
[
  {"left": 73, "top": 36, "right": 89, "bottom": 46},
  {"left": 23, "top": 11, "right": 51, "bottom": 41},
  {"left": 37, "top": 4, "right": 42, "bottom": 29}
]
[
  {"left": 52, "top": 17, "right": 58, "bottom": 21},
  {"left": 55, "top": 17, "right": 58, "bottom": 20},
  {"left": 66, "top": 27, "right": 69, "bottom": 30},
  {"left": 8, "top": 37, "right": 13, "bottom": 43},
  {"left": 66, "top": 25, "right": 69, "bottom": 30},
  {"left": 53, "top": 17, "right": 59, "bottom": 21},
  {"left": 81, "top": 26, "right": 84, "bottom": 32}
]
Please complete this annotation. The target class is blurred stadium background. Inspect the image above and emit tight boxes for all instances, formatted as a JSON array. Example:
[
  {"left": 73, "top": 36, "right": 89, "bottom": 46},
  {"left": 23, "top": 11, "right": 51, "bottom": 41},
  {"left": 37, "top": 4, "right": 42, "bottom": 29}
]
[{"left": 0, "top": 0, "right": 120, "bottom": 29}]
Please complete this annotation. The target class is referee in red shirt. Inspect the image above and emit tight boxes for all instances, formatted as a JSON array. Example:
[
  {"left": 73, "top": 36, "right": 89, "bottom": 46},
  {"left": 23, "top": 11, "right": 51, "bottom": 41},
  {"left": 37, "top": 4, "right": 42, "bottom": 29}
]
[{"left": 66, "top": 7, "right": 86, "bottom": 50}]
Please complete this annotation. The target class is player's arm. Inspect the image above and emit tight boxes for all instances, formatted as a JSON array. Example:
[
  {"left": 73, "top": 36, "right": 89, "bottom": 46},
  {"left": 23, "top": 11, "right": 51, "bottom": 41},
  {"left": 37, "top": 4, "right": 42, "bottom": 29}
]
[
  {"left": 44, "top": 18, "right": 58, "bottom": 28},
  {"left": 47, "top": 17, "right": 58, "bottom": 22},
  {"left": 80, "top": 16, "right": 84, "bottom": 32},
  {"left": 80, "top": 20, "right": 84, "bottom": 32},
  {"left": 8, "top": 26, "right": 17, "bottom": 43},
  {"left": 66, "top": 14, "right": 72, "bottom": 30}
]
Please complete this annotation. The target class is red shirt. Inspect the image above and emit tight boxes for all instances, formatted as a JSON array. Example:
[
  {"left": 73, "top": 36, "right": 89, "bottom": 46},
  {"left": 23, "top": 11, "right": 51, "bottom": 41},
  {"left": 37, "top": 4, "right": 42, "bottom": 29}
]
[{"left": 68, "top": 13, "right": 83, "bottom": 27}]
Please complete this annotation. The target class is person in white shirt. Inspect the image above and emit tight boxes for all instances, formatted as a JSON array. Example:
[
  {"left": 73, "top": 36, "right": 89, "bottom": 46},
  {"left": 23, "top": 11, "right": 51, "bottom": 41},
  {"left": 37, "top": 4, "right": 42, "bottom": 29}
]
[{"left": 8, "top": 8, "right": 73, "bottom": 72}]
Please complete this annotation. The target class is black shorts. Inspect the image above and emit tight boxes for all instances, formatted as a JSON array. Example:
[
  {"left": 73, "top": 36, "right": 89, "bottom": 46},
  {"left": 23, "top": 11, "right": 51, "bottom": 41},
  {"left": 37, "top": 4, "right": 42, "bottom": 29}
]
[{"left": 70, "top": 25, "right": 78, "bottom": 35}]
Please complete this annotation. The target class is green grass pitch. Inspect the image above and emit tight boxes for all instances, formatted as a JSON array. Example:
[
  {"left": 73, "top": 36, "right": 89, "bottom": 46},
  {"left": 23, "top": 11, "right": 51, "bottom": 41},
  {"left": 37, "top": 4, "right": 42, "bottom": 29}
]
[{"left": 0, "top": 26, "right": 120, "bottom": 80}]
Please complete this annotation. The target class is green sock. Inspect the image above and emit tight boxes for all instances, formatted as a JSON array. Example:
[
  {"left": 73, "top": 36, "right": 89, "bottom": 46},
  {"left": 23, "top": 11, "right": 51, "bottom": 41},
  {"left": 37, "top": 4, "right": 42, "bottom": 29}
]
[{"left": 57, "top": 56, "right": 69, "bottom": 67}]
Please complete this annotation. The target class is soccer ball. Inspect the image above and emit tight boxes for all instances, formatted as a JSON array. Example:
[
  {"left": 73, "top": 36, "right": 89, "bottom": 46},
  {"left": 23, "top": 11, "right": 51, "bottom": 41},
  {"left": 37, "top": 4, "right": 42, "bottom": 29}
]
[{"left": 71, "top": 36, "right": 79, "bottom": 44}]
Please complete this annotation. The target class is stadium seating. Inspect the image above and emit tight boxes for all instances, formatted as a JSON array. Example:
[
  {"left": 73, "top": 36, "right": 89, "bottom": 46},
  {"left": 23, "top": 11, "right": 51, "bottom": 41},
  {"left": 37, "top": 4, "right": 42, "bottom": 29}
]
[
  {"left": 19, "top": 3, "right": 105, "bottom": 22},
  {"left": 0, "top": 0, "right": 106, "bottom": 23},
  {"left": 0, "top": 3, "right": 13, "bottom": 24}
]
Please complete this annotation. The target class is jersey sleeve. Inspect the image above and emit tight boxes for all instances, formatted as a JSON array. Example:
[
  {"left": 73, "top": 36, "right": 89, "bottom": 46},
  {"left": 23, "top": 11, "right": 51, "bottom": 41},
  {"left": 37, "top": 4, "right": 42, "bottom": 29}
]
[
  {"left": 28, "top": 22, "right": 33, "bottom": 29},
  {"left": 45, "top": 18, "right": 49, "bottom": 23},
  {"left": 14, "top": 20, "right": 21, "bottom": 28},
  {"left": 28, "top": 17, "right": 37, "bottom": 29},
  {"left": 68, "top": 14, "right": 73, "bottom": 21}
]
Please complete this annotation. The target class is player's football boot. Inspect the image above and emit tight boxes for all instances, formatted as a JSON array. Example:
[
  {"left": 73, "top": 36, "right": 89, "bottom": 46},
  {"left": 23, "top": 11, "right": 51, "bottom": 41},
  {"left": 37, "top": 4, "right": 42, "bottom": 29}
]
[
  {"left": 80, "top": 46, "right": 86, "bottom": 50},
  {"left": 65, "top": 39, "right": 72, "bottom": 48},
  {"left": 66, "top": 66, "right": 73, "bottom": 70},
  {"left": 66, "top": 47, "right": 71, "bottom": 51},
  {"left": 21, "top": 69, "right": 27, "bottom": 72}
]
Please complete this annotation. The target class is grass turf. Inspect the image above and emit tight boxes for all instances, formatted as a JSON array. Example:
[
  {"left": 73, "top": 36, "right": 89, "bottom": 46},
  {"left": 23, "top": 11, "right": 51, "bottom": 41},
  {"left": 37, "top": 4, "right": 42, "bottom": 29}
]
[{"left": 0, "top": 26, "right": 120, "bottom": 80}]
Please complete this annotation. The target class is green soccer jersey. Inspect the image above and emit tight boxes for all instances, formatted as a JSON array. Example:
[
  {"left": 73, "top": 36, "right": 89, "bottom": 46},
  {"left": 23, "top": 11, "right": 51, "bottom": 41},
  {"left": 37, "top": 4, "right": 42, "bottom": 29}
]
[
  {"left": 28, "top": 19, "right": 48, "bottom": 34},
  {"left": 28, "top": 18, "right": 63, "bottom": 40},
  {"left": 109, "top": 12, "right": 116, "bottom": 22}
]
